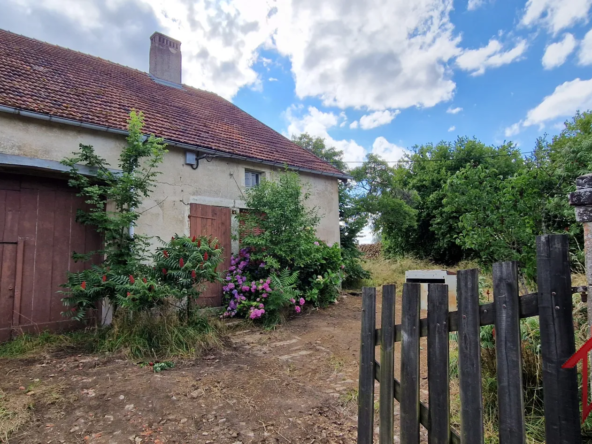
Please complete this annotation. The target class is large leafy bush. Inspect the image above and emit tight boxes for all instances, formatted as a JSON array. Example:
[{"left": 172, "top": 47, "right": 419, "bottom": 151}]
[
  {"left": 60, "top": 112, "right": 223, "bottom": 320},
  {"left": 62, "top": 235, "right": 223, "bottom": 319},
  {"left": 223, "top": 171, "right": 344, "bottom": 323}
]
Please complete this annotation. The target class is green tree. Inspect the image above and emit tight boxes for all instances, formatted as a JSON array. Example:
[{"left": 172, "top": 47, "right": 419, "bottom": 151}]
[
  {"left": 60, "top": 111, "right": 223, "bottom": 319},
  {"left": 61, "top": 111, "right": 167, "bottom": 271},
  {"left": 292, "top": 133, "right": 370, "bottom": 286},
  {"left": 292, "top": 133, "right": 347, "bottom": 171}
]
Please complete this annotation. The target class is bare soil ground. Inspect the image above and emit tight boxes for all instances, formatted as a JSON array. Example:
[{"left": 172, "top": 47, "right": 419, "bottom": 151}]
[{"left": 0, "top": 294, "right": 376, "bottom": 444}]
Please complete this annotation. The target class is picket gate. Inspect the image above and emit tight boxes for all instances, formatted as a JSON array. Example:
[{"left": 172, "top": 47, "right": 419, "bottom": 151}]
[{"left": 357, "top": 234, "right": 582, "bottom": 443}]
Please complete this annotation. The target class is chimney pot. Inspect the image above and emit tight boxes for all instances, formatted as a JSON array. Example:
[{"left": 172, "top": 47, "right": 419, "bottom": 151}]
[{"left": 149, "top": 32, "right": 182, "bottom": 84}]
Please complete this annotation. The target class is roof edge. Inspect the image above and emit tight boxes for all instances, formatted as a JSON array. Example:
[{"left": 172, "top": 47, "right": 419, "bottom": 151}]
[{"left": 0, "top": 105, "right": 351, "bottom": 180}]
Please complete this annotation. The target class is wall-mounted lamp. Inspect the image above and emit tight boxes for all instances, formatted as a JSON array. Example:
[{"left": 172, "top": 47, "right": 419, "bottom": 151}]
[{"left": 185, "top": 151, "right": 212, "bottom": 170}]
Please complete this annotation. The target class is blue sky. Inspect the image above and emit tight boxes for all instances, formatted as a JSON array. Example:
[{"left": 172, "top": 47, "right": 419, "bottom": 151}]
[{"left": 2, "top": 0, "right": 592, "bottom": 166}]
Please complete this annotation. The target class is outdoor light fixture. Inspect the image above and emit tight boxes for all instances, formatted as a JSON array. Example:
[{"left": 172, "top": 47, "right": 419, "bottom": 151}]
[{"left": 185, "top": 151, "right": 211, "bottom": 170}]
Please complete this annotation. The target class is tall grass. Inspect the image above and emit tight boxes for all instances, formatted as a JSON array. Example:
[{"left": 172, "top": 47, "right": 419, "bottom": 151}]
[
  {"left": 0, "top": 309, "right": 226, "bottom": 361},
  {"left": 360, "top": 256, "right": 478, "bottom": 289},
  {"left": 362, "top": 254, "right": 591, "bottom": 442},
  {"left": 98, "top": 309, "right": 226, "bottom": 359}
]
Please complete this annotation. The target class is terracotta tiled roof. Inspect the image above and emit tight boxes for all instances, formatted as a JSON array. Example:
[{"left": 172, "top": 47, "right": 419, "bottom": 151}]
[{"left": 0, "top": 29, "right": 347, "bottom": 178}]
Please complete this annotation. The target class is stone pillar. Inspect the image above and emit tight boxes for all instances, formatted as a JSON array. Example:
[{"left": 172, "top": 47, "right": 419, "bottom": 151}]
[{"left": 569, "top": 173, "right": 592, "bottom": 332}]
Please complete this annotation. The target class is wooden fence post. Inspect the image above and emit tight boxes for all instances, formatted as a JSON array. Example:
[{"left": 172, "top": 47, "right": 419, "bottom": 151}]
[
  {"left": 401, "top": 283, "right": 421, "bottom": 444},
  {"left": 358, "top": 287, "right": 376, "bottom": 444},
  {"left": 457, "top": 269, "right": 484, "bottom": 444},
  {"left": 536, "top": 235, "right": 582, "bottom": 444},
  {"left": 380, "top": 285, "right": 395, "bottom": 444},
  {"left": 493, "top": 261, "right": 526, "bottom": 444},
  {"left": 427, "top": 284, "right": 449, "bottom": 444}
]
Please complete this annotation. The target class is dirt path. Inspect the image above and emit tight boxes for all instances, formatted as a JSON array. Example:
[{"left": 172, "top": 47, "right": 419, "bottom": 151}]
[{"left": 0, "top": 294, "right": 372, "bottom": 444}]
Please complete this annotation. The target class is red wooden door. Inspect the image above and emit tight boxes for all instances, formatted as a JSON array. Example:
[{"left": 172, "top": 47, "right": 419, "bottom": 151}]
[
  {"left": 0, "top": 173, "right": 102, "bottom": 341},
  {"left": 189, "top": 203, "right": 231, "bottom": 307}
]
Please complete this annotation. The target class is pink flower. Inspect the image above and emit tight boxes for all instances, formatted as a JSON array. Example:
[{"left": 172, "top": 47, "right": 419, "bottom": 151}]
[
  {"left": 314, "top": 241, "right": 319, "bottom": 246},
  {"left": 262, "top": 293, "right": 268, "bottom": 298},
  {"left": 259, "top": 304, "right": 264, "bottom": 309},
  {"left": 290, "top": 298, "right": 295, "bottom": 304},
  {"left": 295, "top": 306, "right": 301, "bottom": 313},
  {"left": 299, "top": 298, "right": 305, "bottom": 306}
]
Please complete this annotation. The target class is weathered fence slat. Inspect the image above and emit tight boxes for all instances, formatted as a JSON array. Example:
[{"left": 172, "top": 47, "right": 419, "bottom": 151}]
[
  {"left": 358, "top": 287, "right": 376, "bottom": 444},
  {"left": 427, "top": 284, "right": 449, "bottom": 444},
  {"left": 375, "top": 361, "right": 462, "bottom": 444},
  {"left": 536, "top": 235, "right": 582, "bottom": 444},
  {"left": 457, "top": 268, "right": 484, "bottom": 444},
  {"left": 493, "top": 261, "right": 526, "bottom": 444},
  {"left": 374, "top": 292, "right": 540, "bottom": 345},
  {"left": 400, "top": 283, "right": 421, "bottom": 444},
  {"left": 379, "top": 284, "right": 395, "bottom": 444}
]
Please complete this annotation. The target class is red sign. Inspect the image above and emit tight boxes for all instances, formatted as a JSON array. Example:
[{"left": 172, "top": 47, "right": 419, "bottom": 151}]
[{"left": 563, "top": 330, "right": 592, "bottom": 423}]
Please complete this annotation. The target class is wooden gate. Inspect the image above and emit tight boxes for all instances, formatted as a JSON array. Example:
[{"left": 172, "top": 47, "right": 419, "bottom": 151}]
[
  {"left": 0, "top": 173, "right": 102, "bottom": 341},
  {"left": 358, "top": 234, "right": 582, "bottom": 443},
  {"left": 188, "top": 203, "right": 231, "bottom": 307}
]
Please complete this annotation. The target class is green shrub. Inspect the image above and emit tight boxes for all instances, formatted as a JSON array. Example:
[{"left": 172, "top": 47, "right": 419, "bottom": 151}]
[
  {"left": 61, "top": 235, "right": 224, "bottom": 319},
  {"left": 234, "top": 170, "right": 344, "bottom": 317}
]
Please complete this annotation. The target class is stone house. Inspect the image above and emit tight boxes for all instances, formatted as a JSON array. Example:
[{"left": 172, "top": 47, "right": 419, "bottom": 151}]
[{"left": 0, "top": 29, "right": 347, "bottom": 339}]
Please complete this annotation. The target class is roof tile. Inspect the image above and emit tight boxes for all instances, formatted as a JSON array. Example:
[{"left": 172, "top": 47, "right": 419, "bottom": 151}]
[{"left": 0, "top": 29, "right": 346, "bottom": 178}]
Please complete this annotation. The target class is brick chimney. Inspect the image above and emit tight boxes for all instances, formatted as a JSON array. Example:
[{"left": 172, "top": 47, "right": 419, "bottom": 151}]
[{"left": 149, "top": 32, "right": 182, "bottom": 84}]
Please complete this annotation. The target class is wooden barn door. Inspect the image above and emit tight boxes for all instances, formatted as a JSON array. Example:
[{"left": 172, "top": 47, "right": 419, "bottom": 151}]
[
  {"left": 0, "top": 173, "right": 102, "bottom": 341},
  {"left": 189, "top": 203, "right": 231, "bottom": 307}
]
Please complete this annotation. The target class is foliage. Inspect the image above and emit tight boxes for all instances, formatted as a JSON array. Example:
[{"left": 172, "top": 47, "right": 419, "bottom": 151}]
[
  {"left": 62, "top": 235, "right": 223, "bottom": 319},
  {"left": 349, "top": 112, "right": 592, "bottom": 275},
  {"left": 291, "top": 133, "right": 348, "bottom": 172},
  {"left": 239, "top": 170, "right": 321, "bottom": 270},
  {"left": 61, "top": 110, "right": 167, "bottom": 270},
  {"left": 60, "top": 112, "right": 223, "bottom": 320},
  {"left": 221, "top": 248, "right": 304, "bottom": 326},
  {"left": 238, "top": 170, "right": 344, "bottom": 307},
  {"left": 152, "top": 235, "right": 224, "bottom": 315},
  {"left": 292, "top": 133, "right": 369, "bottom": 287}
]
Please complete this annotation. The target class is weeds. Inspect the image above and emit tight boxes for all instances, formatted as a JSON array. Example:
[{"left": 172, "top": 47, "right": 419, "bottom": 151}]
[
  {"left": 0, "top": 389, "right": 31, "bottom": 442},
  {"left": 96, "top": 308, "right": 225, "bottom": 359},
  {"left": 0, "top": 308, "right": 226, "bottom": 361}
]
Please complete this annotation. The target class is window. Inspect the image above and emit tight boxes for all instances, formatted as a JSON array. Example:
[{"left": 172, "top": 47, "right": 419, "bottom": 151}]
[{"left": 245, "top": 170, "right": 262, "bottom": 188}]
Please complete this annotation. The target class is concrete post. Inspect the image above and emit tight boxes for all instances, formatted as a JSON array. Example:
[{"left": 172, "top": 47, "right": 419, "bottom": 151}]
[{"left": 569, "top": 174, "right": 592, "bottom": 332}]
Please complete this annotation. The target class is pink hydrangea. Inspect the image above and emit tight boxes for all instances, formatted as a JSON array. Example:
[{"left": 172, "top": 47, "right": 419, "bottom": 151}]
[
  {"left": 299, "top": 298, "right": 305, "bottom": 306},
  {"left": 295, "top": 306, "right": 301, "bottom": 313}
]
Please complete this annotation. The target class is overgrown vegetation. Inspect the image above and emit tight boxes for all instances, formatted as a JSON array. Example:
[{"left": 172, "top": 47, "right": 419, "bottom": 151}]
[
  {"left": 292, "top": 134, "right": 370, "bottom": 288},
  {"left": 349, "top": 111, "right": 592, "bottom": 280},
  {"left": 56, "top": 111, "right": 225, "bottom": 358},
  {"left": 222, "top": 171, "right": 344, "bottom": 324}
]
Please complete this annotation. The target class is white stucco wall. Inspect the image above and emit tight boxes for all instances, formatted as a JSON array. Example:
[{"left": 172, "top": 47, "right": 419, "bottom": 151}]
[{"left": 0, "top": 114, "right": 340, "bottom": 250}]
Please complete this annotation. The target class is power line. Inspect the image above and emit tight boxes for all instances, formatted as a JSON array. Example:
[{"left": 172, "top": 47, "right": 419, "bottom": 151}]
[{"left": 340, "top": 150, "right": 536, "bottom": 164}]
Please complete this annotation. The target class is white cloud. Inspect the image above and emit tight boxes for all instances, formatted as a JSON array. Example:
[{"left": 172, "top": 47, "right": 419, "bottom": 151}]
[
  {"left": 448, "top": 126, "right": 456, "bottom": 132},
  {"left": 273, "top": 0, "right": 461, "bottom": 110},
  {"left": 468, "top": 0, "right": 486, "bottom": 11},
  {"left": 578, "top": 29, "right": 592, "bottom": 65},
  {"left": 269, "top": 77, "right": 278, "bottom": 82},
  {"left": 542, "top": 33, "right": 577, "bottom": 69},
  {"left": 523, "top": 78, "right": 592, "bottom": 127},
  {"left": 504, "top": 121, "right": 522, "bottom": 137},
  {"left": 1, "top": 0, "right": 276, "bottom": 100},
  {"left": 447, "top": 106, "right": 463, "bottom": 114},
  {"left": 521, "top": 0, "right": 592, "bottom": 35},
  {"left": 285, "top": 105, "right": 367, "bottom": 162},
  {"left": 508, "top": 78, "right": 592, "bottom": 133},
  {"left": 350, "top": 121, "right": 359, "bottom": 129},
  {"left": 358, "top": 110, "right": 400, "bottom": 130},
  {"left": 371, "top": 137, "right": 408, "bottom": 161},
  {"left": 456, "top": 39, "right": 528, "bottom": 75}
]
